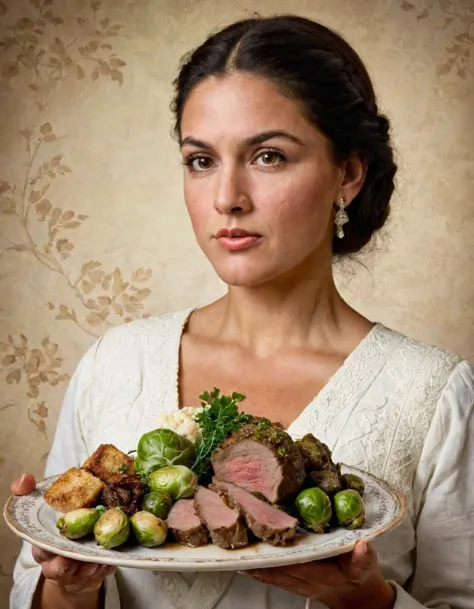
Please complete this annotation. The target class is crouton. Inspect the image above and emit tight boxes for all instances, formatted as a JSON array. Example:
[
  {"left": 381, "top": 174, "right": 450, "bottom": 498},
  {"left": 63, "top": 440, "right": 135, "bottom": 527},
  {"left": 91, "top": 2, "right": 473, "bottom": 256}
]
[
  {"left": 82, "top": 443, "right": 134, "bottom": 483},
  {"left": 44, "top": 467, "right": 104, "bottom": 513}
]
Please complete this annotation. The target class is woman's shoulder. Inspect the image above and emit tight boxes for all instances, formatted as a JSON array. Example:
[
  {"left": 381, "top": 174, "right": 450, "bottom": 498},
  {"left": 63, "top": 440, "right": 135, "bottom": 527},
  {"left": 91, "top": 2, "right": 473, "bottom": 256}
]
[
  {"left": 92, "top": 308, "right": 194, "bottom": 354},
  {"left": 375, "top": 322, "right": 468, "bottom": 377},
  {"left": 373, "top": 323, "right": 473, "bottom": 409}
]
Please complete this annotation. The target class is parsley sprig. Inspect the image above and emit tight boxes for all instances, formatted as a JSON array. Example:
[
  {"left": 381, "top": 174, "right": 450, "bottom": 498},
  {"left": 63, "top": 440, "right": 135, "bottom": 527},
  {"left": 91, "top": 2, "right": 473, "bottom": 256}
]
[{"left": 192, "top": 388, "right": 252, "bottom": 480}]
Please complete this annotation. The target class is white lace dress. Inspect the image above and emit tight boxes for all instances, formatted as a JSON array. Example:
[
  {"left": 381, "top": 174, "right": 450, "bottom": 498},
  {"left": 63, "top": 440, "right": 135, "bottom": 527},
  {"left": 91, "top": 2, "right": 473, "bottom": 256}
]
[{"left": 11, "top": 309, "right": 474, "bottom": 609}]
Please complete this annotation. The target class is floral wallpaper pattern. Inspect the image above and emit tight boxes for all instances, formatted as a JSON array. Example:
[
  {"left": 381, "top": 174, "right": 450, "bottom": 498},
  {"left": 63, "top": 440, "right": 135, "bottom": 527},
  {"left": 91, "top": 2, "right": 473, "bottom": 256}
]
[{"left": 0, "top": 0, "right": 473, "bottom": 602}]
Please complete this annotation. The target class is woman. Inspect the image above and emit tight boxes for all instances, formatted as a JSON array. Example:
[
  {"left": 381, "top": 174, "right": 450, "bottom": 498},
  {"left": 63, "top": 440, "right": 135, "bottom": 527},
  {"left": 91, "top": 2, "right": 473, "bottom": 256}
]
[{"left": 10, "top": 14, "right": 473, "bottom": 609}]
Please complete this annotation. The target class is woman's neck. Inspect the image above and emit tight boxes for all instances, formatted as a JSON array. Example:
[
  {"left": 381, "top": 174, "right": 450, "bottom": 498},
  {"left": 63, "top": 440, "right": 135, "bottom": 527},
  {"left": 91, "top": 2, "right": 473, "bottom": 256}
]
[{"left": 209, "top": 262, "right": 357, "bottom": 357}]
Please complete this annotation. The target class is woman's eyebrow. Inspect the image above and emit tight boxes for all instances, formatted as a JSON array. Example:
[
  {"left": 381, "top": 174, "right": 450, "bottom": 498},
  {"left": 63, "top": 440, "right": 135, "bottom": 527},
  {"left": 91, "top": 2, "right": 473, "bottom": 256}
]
[{"left": 180, "top": 130, "right": 304, "bottom": 150}]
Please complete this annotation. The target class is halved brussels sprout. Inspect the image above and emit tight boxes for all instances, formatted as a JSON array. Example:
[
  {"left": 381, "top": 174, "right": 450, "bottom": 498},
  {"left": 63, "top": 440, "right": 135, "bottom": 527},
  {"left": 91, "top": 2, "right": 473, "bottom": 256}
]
[
  {"left": 306, "top": 471, "right": 342, "bottom": 497},
  {"left": 130, "top": 511, "right": 168, "bottom": 547},
  {"left": 333, "top": 489, "right": 365, "bottom": 530},
  {"left": 142, "top": 491, "right": 173, "bottom": 520},
  {"left": 340, "top": 473, "right": 365, "bottom": 497},
  {"left": 56, "top": 506, "right": 105, "bottom": 540},
  {"left": 134, "top": 428, "right": 196, "bottom": 477},
  {"left": 148, "top": 465, "right": 197, "bottom": 501},
  {"left": 94, "top": 507, "right": 130, "bottom": 549},
  {"left": 295, "top": 487, "right": 332, "bottom": 533}
]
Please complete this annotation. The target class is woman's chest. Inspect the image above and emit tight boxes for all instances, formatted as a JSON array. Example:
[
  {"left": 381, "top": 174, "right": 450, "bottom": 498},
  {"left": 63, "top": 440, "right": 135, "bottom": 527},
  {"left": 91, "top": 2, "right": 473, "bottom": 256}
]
[{"left": 178, "top": 336, "right": 345, "bottom": 429}]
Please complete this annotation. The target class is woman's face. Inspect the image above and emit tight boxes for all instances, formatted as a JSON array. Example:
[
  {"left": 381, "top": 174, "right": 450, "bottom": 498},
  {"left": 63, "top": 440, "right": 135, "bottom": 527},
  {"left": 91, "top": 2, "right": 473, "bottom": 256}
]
[{"left": 180, "top": 72, "right": 345, "bottom": 287}]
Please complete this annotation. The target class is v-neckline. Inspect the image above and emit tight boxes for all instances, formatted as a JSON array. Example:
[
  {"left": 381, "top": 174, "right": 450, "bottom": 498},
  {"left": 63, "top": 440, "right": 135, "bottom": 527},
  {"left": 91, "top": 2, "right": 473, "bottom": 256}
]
[{"left": 170, "top": 307, "right": 383, "bottom": 430}]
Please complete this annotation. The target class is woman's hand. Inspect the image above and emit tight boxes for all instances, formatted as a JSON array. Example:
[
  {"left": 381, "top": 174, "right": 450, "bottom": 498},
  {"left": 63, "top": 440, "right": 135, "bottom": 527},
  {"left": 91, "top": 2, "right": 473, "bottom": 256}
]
[
  {"left": 11, "top": 474, "right": 115, "bottom": 608},
  {"left": 246, "top": 541, "right": 395, "bottom": 609}
]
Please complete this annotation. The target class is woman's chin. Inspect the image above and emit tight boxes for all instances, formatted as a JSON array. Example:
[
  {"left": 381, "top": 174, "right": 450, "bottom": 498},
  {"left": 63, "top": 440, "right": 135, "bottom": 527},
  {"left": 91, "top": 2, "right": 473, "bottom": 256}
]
[{"left": 213, "top": 264, "right": 278, "bottom": 288}]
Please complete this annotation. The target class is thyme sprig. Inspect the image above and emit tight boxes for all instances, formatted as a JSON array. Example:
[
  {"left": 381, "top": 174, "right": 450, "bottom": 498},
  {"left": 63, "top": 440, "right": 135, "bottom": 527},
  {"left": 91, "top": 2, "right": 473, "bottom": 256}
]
[{"left": 192, "top": 388, "right": 251, "bottom": 480}]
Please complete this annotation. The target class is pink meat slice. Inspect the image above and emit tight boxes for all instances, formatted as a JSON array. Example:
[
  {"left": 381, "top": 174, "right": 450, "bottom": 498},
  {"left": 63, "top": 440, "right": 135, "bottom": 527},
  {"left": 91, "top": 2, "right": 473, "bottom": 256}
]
[
  {"left": 211, "top": 479, "right": 298, "bottom": 546},
  {"left": 167, "top": 498, "right": 208, "bottom": 547},
  {"left": 194, "top": 486, "right": 248, "bottom": 549}
]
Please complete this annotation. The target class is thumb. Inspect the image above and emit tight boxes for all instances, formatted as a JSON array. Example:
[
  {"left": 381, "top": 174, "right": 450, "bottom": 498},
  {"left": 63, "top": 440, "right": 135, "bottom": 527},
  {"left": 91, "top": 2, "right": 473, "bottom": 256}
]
[
  {"left": 339, "top": 541, "right": 377, "bottom": 584},
  {"left": 11, "top": 473, "right": 36, "bottom": 496}
]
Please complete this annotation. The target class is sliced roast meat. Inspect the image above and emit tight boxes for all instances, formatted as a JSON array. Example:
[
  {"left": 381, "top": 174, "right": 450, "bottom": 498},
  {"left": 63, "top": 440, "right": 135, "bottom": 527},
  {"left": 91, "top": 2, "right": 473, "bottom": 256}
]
[
  {"left": 211, "top": 421, "right": 305, "bottom": 503},
  {"left": 167, "top": 499, "right": 208, "bottom": 547},
  {"left": 194, "top": 486, "right": 248, "bottom": 549},
  {"left": 211, "top": 480, "right": 298, "bottom": 546}
]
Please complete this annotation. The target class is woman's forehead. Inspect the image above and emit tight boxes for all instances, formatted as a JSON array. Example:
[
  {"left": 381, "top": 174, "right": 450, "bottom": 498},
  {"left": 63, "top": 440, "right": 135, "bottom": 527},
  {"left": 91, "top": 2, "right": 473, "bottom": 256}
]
[{"left": 180, "top": 73, "right": 319, "bottom": 146}]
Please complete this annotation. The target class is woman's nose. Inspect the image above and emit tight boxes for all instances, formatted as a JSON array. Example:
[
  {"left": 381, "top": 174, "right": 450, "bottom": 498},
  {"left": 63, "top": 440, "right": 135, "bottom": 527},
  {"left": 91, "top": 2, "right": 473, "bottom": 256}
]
[{"left": 213, "top": 169, "right": 252, "bottom": 215}]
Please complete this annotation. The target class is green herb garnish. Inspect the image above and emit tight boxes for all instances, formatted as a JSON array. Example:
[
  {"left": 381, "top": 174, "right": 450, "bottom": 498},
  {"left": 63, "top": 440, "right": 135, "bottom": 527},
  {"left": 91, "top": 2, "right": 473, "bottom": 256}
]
[
  {"left": 118, "top": 463, "right": 129, "bottom": 474},
  {"left": 192, "top": 388, "right": 251, "bottom": 480}
]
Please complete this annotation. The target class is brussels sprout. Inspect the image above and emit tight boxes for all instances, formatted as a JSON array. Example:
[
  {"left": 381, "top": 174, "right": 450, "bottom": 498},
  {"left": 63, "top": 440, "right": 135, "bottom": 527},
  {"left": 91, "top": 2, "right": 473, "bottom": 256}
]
[
  {"left": 130, "top": 511, "right": 168, "bottom": 548},
  {"left": 340, "top": 473, "right": 365, "bottom": 497},
  {"left": 142, "top": 491, "right": 173, "bottom": 520},
  {"left": 306, "top": 471, "right": 342, "bottom": 497},
  {"left": 148, "top": 465, "right": 197, "bottom": 501},
  {"left": 134, "top": 428, "right": 196, "bottom": 477},
  {"left": 94, "top": 507, "right": 130, "bottom": 549},
  {"left": 333, "top": 490, "right": 365, "bottom": 530},
  {"left": 56, "top": 506, "right": 106, "bottom": 540},
  {"left": 295, "top": 487, "right": 332, "bottom": 533}
]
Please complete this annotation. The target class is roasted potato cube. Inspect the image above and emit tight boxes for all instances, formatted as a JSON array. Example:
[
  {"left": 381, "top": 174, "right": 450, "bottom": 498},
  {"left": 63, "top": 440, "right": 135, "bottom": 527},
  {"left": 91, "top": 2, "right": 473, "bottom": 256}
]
[
  {"left": 82, "top": 443, "right": 134, "bottom": 483},
  {"left": 44, "top": 467, "right": 104, "bottom": 513}
]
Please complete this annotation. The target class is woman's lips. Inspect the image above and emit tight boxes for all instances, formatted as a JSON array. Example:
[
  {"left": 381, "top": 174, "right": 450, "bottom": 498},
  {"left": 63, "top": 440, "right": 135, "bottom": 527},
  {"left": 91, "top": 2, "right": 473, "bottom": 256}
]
[
  {"left": 215, "top": 228, "right": 262, "bottom": 252},
  {"left": 217, "top": 235, "right": 262, "bottom": 251}
]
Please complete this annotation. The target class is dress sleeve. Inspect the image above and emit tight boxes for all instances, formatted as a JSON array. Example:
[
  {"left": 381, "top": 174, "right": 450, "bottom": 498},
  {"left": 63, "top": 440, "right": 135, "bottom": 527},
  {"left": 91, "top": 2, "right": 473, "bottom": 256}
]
[
  {"left": 10, "top": 340, "right": 121, "bottom": 609},
  {"left": 391, "top": 359, "right": 474, "bottom": 609}
]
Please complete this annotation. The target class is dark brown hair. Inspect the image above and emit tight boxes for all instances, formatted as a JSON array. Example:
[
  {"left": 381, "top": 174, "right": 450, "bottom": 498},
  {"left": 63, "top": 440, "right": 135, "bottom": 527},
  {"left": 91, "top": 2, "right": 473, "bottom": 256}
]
[{"left": 171, "top": 15, "right": 397, "bottom": 256}]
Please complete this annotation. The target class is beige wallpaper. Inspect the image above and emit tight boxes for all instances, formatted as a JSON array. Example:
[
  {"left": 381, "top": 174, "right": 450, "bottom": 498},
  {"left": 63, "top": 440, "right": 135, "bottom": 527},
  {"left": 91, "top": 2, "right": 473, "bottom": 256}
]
[{"left": 0, "top": 0, "right": 473, "bottom": 603}]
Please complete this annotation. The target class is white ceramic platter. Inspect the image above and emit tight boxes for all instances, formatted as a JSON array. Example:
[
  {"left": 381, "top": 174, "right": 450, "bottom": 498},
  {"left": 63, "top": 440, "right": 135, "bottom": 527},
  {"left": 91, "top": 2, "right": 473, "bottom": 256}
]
[{"left": 4, "top": 465, "right": 406, "bottom": 572}]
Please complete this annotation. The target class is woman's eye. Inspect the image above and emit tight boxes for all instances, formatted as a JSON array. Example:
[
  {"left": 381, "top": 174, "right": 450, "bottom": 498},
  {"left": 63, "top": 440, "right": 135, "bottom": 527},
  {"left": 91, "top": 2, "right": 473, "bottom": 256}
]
[
  {"left": 187, "top": 156, "right": 213, "bottom": 172},
  {"left": 255, "top": 151, "right": 285, "bottom": 167}
]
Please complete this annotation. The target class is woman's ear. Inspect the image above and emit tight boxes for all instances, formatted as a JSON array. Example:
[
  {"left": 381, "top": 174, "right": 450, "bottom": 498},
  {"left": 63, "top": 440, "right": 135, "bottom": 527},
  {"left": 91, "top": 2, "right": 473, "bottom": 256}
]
[{"left": 339, "top": 153, "right": 366, "bottom": 205}]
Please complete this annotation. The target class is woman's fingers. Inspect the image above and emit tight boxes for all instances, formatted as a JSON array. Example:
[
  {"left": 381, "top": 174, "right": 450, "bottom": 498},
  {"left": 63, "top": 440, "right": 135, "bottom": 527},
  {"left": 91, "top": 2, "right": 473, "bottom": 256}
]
[
  {"left": 251, "top": 570, "right": 310, "bottom": 597},
  {"left": 10, "top": 473, "right": 36, "bottom": 496},
  {"left": 41, "top": 556, "right": 79, "bottom": 580},
  {"left": 338, "top": 541, "right": 377, "bottom": 583},
  {"left": 31, "top": 546, "right": 58, "bottom": 564}
]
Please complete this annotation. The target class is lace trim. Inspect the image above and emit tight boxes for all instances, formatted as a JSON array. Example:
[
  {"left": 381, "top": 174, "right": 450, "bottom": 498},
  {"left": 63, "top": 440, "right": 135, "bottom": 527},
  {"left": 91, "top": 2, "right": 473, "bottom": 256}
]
[{"left": 289, "top": 324, "right": 461, "bottom": 497}]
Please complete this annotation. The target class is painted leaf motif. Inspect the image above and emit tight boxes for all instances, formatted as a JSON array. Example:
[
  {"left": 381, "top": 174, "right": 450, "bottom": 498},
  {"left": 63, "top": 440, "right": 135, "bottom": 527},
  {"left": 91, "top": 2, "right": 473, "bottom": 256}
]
[
  {"left": 111, "top": 69, "right": 123, "bottom": 85},
  {"left": 6, "top": 369, "right": 21, "bottom": 384},
  {"left": 86, "top": 313, "right": 103, "bottom": 326},
  {"left": 1, "top": 355, "right": 15, "bottom": 366},
  {"left": 81, "top": 261, "right": 102, "bottom": 275},
  {"left": 134, "top": 288, "right": 151, "bottom": 302}
]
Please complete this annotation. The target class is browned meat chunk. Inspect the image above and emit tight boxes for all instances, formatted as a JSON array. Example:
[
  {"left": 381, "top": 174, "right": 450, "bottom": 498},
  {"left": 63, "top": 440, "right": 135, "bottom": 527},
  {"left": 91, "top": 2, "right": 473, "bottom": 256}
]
[
  {"left": 101, "top": 474, "right": 146, "bottom": 516},
  {"left": 295, "top": 434, "right": 339, "bottom": 474},
  {"left": 167, "top": 499, "right": 209, "bottom": 547},
  {"left": 211, "top": 422, "right": 305, "bottom": 503},
  {"left": 211, "top": 480, "right": 298, "bottom": 546},
  {"left": 194, "top": 486, "right": 248, "bottom": 549}
]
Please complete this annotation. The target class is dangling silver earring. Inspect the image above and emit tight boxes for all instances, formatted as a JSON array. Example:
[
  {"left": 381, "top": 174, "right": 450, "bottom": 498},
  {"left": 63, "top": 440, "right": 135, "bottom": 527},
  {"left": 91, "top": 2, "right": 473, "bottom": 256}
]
[{"left": 334, "top": 197, "right": 349, "bottom": 239}]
